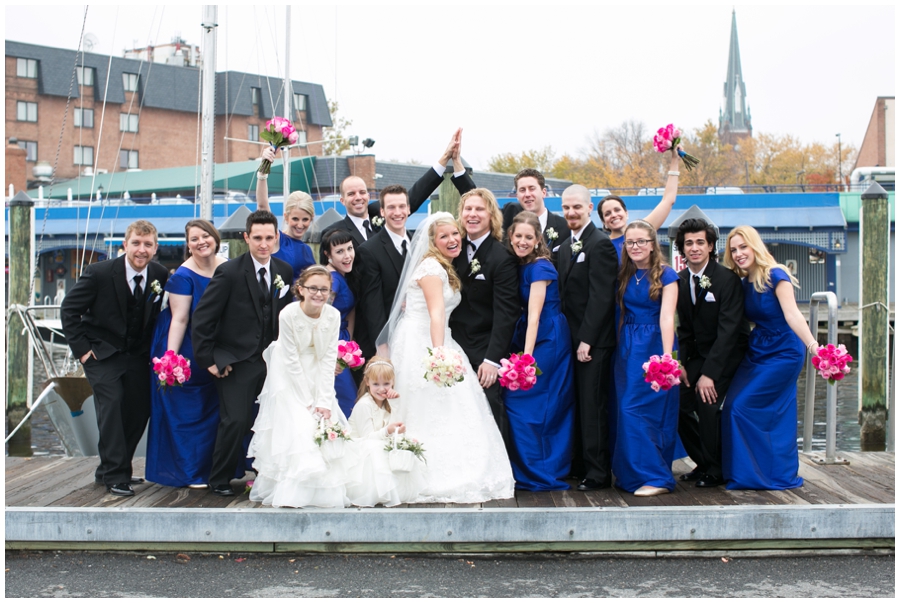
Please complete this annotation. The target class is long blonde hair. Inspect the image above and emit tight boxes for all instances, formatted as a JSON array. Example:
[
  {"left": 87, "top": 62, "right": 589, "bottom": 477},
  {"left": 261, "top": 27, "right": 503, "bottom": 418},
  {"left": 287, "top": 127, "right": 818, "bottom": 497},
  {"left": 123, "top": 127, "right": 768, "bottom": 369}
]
[
  {"left": 423, "top": 214, "right": 462, "bottom": 292},
  {"left": 617, "top": 220, "right": 667, "bottom": 325},
  {"left": 458, "top": 188, "right": 503, "bottom": 241},
  {"left": 356, "top": 356, "right": 395, "bottom": 413},
  {"left": 723, "top": 225, "right": 799, "bottom": 293}
]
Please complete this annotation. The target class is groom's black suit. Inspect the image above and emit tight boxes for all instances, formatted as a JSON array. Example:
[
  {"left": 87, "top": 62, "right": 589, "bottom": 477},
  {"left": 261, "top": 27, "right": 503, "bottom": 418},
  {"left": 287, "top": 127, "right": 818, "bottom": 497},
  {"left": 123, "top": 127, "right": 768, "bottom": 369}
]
[
  {"left": 60, "top": 255, "right": 168, "bottom": 485},
  {"left": 449, "top": 235, "right": 519, "bottom": 443},
  {"left": 676, "top": 261, "right": 749, "bottom": 480},
  {"left": 557, "top": 222, "right": 618, "bottom": 486},
  {"left": 192, "top": 252, "right": 293, "bottom": 488}
]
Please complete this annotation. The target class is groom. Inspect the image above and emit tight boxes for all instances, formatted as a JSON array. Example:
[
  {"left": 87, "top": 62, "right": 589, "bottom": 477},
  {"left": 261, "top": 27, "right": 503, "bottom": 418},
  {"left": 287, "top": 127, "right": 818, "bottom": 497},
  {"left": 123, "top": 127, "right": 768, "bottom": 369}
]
[
  {"left": 192, "top": 210, "right": 293, "bottom": 496},
  {"left": 449, "top": 188, "right": 519, "bottom": 444}
]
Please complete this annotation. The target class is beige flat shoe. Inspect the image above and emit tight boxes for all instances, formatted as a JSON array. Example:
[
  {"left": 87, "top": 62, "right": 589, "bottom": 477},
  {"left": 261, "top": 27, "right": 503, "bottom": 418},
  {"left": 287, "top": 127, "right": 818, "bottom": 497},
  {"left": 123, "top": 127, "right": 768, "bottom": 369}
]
[
  {"left": 188, "top": 484, "right": 208, "bottom": 489},
  {"left": 634, "top": 485, "right": 669, "bottom": 497}
]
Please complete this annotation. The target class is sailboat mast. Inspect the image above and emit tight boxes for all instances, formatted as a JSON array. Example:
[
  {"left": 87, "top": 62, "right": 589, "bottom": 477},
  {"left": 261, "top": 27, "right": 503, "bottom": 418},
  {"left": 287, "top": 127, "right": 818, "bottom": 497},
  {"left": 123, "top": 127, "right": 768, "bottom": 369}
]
[
  {"left": 282, "top": 6, "right": 292, "bottom": 197},
  {"left": 199, "top": 5, "right": 218, "bottom": 221}
]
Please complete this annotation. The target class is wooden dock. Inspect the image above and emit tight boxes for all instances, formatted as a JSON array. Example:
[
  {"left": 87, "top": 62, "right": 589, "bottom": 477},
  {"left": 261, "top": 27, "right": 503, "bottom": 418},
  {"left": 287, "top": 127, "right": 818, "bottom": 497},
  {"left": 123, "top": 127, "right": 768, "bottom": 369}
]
[{"left": 5, "top": 453, "right": 894, "bottom": 553}]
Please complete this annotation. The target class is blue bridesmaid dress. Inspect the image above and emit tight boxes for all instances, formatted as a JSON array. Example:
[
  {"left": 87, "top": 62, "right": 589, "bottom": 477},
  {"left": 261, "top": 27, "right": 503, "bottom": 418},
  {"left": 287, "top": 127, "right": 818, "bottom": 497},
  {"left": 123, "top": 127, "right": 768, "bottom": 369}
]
[
  {"left": 274, "top": 231, "right": 315, "bottom": 285},
  {"left": 146, "top": 267, "right": 221, "bottom": 487},
  {"left": 612, "top": 266, "right": 680, "bottom": 493},
  {"left": 505, "top": 259, "right": 575, "bottom": 491},
  {"left": 331, "top": 271, "right": 358, "bottom": 418},
  {"left": 722, "top": 268, "right": 804, "bottom": 490}
]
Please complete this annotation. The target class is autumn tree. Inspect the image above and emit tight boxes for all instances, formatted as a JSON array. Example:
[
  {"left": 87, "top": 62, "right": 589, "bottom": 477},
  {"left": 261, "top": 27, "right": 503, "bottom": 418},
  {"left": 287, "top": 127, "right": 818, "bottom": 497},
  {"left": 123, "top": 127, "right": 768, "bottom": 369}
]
[
  {"left": 322, "top": 100, "right": 352, "bottom": 156},
  {"left": 487, "top": 146, "right": 558, "bottom": 174}
]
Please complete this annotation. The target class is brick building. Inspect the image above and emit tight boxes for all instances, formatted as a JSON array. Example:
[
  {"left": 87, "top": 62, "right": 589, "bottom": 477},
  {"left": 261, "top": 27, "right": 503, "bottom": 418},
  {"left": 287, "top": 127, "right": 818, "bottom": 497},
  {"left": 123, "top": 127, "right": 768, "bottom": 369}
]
[
  {"left": 5, "top": 40, "right": 332, "bottom": 186},
  {"left": 854, "top": 96, "right": 895, "bottom": 170}
]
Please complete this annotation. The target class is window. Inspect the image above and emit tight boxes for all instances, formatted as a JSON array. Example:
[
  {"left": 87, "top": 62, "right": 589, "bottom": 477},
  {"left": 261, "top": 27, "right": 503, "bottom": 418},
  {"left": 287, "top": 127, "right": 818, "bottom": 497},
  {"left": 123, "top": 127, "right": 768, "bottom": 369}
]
[
  {"left": 74, "top": 146, "right": 94, "bottom": 166},
  {"left": 122, "top": 72, "right": 139, "bottom": 92},
  {"left": 76, "top": 66, "right": 94, "bottom": 86},
  {"left": 119, "top": 150, "right": 139, "bottom": 169},
  {"left": 295, "top": 130, "right": 307, "bottom": 146},
  {"left": 119, "top": 113, "right": 139, "bottom": 133},
  {"left": 16, "top": 101, "right": 37, "bottom": 122},
  {"left": 17, "top": 58, "right": 38, "bottom": 78},
  {"left": 248, "top": 124, "right": 259, "bottom": 141},
  {"left": 74, "top": 108, "right": 94, "bottom": 128},
  {"left": 251, "top": 87, "right": 260, "bottom": 105},
  {"left": 17, "top": 141, "right": 37, "bottom": 162},
  {"left": 293, "top": 93, "right": 307, "bottom": 112}
]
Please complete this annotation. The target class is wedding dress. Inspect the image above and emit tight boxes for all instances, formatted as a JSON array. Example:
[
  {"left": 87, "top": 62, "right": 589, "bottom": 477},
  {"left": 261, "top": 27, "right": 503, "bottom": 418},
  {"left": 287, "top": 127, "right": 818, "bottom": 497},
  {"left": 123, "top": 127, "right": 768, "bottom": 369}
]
[{"left": 385, "top": 249, "right": 514, "bottom": 503}]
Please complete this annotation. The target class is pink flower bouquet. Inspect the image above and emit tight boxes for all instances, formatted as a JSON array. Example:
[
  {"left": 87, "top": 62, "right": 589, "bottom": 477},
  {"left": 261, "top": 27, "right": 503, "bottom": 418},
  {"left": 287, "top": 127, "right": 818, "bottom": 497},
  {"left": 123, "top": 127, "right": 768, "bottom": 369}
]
[
  {"left": 652, "top": 123, "right": 700, "bottom": 171},
  {"left": 642, "top": 352, "right": 681, "bottom": 392},
  {"left": 498, "top": 352, "right": 543, "bottom": 392},
  {"left": 313, "top": 419, "right": 351, "bottom": 446},
  {"left": 811, "top": 343, "right": 853, "bottom": 385},
  {"left": 422, "top": 346, "right": 466, "bottom": 387},
  {"left": 258, "top": 116, "right": 300, "bottom": 175},
  {"left": 337, "top": 339, "right": 365, "bottom": 371},
  {"left": 152, "top": 350, "right": 192, "bottom": 390}
]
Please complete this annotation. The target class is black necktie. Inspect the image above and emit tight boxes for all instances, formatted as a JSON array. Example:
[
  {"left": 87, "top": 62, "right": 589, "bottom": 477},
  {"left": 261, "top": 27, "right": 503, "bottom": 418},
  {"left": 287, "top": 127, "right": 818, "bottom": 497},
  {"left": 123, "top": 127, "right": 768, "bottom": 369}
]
[
  {"left": 692, "top": 275, "right": 701, "bottom": 305},
  {"left": 133, "top": 274, "right": 144, "bottom": 300},
  {"left": 401, "top": 239, "right": 408, "bottom": 258},
  {"left": 258, "top": 267, "right": 269, "bottom": 301},
  {"left": 363, "top": 219, "right": 372, "bottom": 239}
]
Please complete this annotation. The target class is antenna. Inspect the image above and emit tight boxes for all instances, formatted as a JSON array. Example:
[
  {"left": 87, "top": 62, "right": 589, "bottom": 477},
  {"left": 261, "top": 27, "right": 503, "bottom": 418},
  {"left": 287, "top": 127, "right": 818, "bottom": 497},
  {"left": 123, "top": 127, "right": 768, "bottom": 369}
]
[{"left": 83, "top": 33, "right": 99, "bottom": 52}]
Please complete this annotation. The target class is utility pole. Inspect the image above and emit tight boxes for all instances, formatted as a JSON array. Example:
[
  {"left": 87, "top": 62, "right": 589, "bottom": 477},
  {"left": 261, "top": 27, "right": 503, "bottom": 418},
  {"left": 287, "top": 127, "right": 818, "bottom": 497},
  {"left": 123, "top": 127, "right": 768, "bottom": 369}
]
[{"left": 282, "top": 6, "right": 292, "bottom": 197}]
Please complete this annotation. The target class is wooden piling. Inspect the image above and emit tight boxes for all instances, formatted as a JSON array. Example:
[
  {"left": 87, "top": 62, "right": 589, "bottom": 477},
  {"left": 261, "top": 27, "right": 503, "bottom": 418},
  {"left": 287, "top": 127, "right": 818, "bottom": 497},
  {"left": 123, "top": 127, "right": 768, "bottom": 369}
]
[
  {"left": 432, "top": 171, "right": 462, "bottom": 217},
  {"left": 6, "top": 191, "right": 34, "bottom": 456}
]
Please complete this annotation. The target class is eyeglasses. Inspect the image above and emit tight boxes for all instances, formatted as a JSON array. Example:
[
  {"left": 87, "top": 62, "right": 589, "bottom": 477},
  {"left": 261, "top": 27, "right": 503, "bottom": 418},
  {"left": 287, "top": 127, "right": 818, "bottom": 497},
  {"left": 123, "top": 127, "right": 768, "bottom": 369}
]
[
  {"left": 302, "top": 286, "right": 330, "bottom": 295},
  {"left": 624, "top": 239, "right": 653, "bottom": 249}
]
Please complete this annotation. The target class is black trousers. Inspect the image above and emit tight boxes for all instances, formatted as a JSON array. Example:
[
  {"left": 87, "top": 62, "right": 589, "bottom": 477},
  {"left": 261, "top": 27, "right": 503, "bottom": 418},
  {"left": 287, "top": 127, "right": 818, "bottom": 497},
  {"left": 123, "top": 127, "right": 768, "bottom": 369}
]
[
  {"left": 209, "top": 356, "right": 267, "bottom": 487},
  {"left": 677, "top": 357, "right": 733, "bottom": 479},
  {"left": 574, "top": 345, "right": 613, "bottom": 485},
  {"left": 82, "top": 352, "right": 151, "bottom": 485}
]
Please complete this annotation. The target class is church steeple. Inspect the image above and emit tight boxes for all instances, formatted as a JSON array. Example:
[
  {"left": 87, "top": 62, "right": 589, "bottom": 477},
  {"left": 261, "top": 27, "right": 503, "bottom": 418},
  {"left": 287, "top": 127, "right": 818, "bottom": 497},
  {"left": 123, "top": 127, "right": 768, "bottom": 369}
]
[{"left": 718, "top": 9, "right": 752, "bottom": 145}]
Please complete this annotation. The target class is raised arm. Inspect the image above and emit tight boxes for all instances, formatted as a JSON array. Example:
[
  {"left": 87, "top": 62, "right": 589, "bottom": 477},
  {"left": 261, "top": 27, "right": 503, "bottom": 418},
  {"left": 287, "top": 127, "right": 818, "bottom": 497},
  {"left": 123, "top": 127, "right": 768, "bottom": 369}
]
[
  {"left": 644, "top": 148, "right": 682, "bottom": 231},
  {"left": 255, "top": 146, "right": 278, "bottom": 213},
  {"left": 406, "top": 129, "right": 474, "bottom": 213}
]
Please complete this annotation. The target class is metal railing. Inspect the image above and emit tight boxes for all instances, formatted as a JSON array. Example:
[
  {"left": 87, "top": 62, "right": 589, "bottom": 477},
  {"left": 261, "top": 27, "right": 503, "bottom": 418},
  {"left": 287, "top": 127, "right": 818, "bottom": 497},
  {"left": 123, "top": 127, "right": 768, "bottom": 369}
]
[{"left": 801, "top": 291, "right": 850, "bottom": 465}]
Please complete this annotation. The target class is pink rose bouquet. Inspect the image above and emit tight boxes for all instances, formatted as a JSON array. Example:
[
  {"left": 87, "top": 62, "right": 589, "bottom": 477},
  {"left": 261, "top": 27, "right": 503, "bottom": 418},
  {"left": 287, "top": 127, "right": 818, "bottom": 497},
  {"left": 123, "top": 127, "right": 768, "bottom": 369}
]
[
  {"left": 811, "top": 343, "right": 853, "bottom": 385},
  {"left": 422, "top": 346, "right": 466, "bottom": 387},
  {"left": 498, "top": 352, "right": 543, "bottom": 392},
  {"left": 258, "top": 116, "right": 300, "bottom": 175},
  {"left": 642, "top": 352, "right": 681, "bottom": 392},
  {"left": 152, "top": 350, "right": 192, "bottom": 391},
  {"left": 337, "top": 339, "right": 365, "bottom": 371},
  {"left": 652, "top": 123, "right": 700, "bottom": 171}
]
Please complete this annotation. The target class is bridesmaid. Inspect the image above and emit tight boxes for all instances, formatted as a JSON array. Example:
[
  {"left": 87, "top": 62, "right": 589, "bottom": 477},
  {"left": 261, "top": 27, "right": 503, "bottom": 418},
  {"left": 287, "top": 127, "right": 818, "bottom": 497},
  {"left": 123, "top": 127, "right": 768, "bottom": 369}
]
[
  {"left": 721, "top": 226, "right": 817, "bottom": 490},
  {"left": 322, "top": 229, "right": 359, "bottom": 418},
  {"left": 612, "top": 220, "right": 680, "bottom": 496},
  {"left": 504, "top": 211, "right": 575, "bottom": 491},
  {"left": 146, "top": 220, "right": 227, "bottom": 488},
  {"left": 256, "top": 146, "right": 316, "bottom": 282}
]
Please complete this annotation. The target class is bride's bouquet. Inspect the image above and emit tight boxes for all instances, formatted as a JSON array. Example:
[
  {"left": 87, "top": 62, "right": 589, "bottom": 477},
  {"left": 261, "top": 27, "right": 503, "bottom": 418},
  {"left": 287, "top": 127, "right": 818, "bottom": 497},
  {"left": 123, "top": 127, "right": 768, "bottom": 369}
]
[
  {"left": 642, "top": 353, "right": 681, "bottom": 392},
  {"left": 422, "top": 346, "right": 466, "bottom": 387},
  {"left": 498, "top": 352, "right": 542, "bottom": 391},
  {"left": 385, "top": 433, "right": 426, "bottom": 472},
  {"left": 314, "top": 419, "right": 352, "bottom": 461}
]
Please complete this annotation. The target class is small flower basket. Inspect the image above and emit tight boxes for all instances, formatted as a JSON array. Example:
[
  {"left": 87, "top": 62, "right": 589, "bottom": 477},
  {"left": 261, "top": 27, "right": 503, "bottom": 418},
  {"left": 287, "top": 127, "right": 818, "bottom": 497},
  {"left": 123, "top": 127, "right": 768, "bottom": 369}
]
[
  {"left": 385, "top": 433, "right": 426, "bottom": 473},
  {"left": 811, "top": 343, "right": 853, "bottom": 385},
  {"left": 314, "top": 419, "right": 351, "bottom": 461},
  {"left": 422, "top": 346, "right": 466, "bottom": 387},
  {"left": 642, "top": 352, "right": 681, "bottom": 392},
  {"left": 152, "top": 350, "right": 192, "bottom": 391}
]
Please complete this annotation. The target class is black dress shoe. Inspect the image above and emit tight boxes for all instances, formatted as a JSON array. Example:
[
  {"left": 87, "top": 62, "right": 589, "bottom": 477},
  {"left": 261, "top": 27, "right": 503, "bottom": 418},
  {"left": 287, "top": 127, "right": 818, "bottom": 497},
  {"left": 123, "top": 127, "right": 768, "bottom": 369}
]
[
  {"left": 696, "top": 475, "right": 727, "bottom": 488},
  {"left": 107, "top": 483, "right": 135, "bottom": 497},
  {"left": 577, "top": 478, "right": 610, "bottom": 491},
  {"left": 679, "top": 469, "right": 704, "bottom": 482},
  {"left": 211, "top": 485, "right": 235, "bottom": 497},
  {"left": 96, "top": 476, "right": 145, "bottom": 485}
]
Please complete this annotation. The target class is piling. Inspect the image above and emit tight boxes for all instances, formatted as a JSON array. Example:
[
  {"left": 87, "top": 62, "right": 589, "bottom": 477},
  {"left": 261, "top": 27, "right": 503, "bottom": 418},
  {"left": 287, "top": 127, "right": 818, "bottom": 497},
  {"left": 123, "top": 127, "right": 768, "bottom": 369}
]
[{"left": 432, "top": 164, "right": 464, "bottom": 217}]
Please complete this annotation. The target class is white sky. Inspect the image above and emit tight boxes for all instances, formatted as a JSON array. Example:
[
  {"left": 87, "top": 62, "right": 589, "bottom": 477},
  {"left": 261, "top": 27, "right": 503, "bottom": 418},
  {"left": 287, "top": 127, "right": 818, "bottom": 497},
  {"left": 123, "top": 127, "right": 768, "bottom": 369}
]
[{"left": 5, "top": 2, "right": 896, "bottom": 170}]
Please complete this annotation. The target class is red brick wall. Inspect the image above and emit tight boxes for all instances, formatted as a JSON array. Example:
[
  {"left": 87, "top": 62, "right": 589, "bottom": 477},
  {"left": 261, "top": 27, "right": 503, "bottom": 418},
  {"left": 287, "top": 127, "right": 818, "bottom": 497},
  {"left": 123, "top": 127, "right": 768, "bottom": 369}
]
[
  {"left": 855, "top": 98, "right": 887, "bottom": 169},
  {"left": 5, "top": 140, "right": 27, "bottom": 193}
]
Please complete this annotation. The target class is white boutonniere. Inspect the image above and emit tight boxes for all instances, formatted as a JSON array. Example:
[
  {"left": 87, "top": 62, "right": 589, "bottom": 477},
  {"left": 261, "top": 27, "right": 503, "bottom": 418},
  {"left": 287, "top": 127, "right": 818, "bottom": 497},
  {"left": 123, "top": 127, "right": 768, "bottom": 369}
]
[
  {"left": 545, "top": 227, "right": 558, "bottom": 242},
  {"left": 469, "top": 258, "right": 481, "bottom": 276},
  {"left": 571, "top": 240, "right": 583, "bottom": 255},
  {"left": 698, "top": 275, "right": 712, "bottom": 290},
  {"left": 371, "top": 216, "right": 384, "bottom": 227},
  {"left": 273, "top": 274, "right": 286, "bottom": 293},
  {"left": 150, "top": 280, "right": 162, "bottom": 295}
]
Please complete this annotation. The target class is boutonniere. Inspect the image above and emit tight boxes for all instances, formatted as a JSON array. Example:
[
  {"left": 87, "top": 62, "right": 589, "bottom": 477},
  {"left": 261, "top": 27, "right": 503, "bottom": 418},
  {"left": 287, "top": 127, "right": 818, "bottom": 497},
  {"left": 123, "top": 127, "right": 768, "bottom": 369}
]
[
  {"left": 698, "top": 275, "right": 712, "bottom": 290},
  {"left": 571, "top": 240, "right": 583, "bottom": 255},
  {"left": 545, "top": 227, "right": 558, "bottom": 242},
  {"left": 150, "top": 280, "right": 162, "bottom": 295},
  {"left": 469, "top": 258, "right": 481, "bottom": 276},
  {"left": 273, "top": 274, "right": 286, "bottom": 293},
  {"left": 371, "top": 216, "right": 384, "bottom": 228}
]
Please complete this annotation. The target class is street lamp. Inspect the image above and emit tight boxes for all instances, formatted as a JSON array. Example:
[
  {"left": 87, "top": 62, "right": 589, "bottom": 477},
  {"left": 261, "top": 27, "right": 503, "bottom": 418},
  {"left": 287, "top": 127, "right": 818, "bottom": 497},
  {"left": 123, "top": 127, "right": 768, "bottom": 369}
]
[{"left": 835, "top": 133, "right": 842, "bottom": 190}]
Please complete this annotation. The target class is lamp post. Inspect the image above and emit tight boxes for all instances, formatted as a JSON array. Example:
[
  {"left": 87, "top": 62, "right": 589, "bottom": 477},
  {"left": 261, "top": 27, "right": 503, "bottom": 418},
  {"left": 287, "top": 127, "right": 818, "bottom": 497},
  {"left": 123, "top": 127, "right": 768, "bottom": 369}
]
[{"left": 836, "top": 133, "right": 842, "bottom": 190}]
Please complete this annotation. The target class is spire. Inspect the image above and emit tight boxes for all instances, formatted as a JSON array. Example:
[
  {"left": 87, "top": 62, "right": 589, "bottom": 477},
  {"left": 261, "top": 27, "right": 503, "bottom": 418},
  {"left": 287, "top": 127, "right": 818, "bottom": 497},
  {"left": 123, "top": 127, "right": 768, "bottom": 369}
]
[{"left": 718, "top": 9, "right": 752, "bottom": 144}]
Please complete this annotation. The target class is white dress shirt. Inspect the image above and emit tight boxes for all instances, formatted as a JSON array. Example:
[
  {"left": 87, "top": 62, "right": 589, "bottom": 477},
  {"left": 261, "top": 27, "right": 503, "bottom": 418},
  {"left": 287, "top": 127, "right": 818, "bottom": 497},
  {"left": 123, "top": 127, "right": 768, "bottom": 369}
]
[
  {"left": 124, "top": 261, "right": 148, "bottom": 295},
  {"left": 251, "top": 255, "right": 272, "bottom": 290},
  {"left": 386, "top": 228, "right": 410, "bottom": 256},
  {"left": 688, "top": 261, "right": 709, "bottom": 304}
]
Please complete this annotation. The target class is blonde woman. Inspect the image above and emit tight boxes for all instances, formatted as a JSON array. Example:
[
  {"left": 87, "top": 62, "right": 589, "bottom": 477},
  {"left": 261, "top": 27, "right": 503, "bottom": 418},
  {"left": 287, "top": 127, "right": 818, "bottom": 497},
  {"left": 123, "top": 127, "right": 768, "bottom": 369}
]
[{"left": 721, "top": 226, "right": 818, "bottom": 490}]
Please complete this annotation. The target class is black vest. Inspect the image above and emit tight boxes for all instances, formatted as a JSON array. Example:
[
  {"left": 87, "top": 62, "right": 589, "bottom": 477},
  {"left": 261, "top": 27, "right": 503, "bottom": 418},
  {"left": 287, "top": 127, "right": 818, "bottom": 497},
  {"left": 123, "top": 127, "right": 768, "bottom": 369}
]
[{"left": 125, "top": 288, "right": 145, "bottom": 353}]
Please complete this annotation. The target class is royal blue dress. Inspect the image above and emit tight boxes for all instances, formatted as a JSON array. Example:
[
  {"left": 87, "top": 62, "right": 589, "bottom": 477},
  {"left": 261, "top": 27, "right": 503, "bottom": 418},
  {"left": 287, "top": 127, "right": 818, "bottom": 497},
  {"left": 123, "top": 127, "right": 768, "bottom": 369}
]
[
  {"left": 146, "top": 267, "right": 220, "bottom": 487},
  {"left": 331, "top": 271, "right": 358, "bottom": 418},
  {"left": 505, "top": 259, "right": 576, "bottom": 491},
  {"left": 274, "top": 231, "right": 315, "bottom": 285},
  {"left": 612, "top": 266, "right": 680, "bottom": 493},
  {"left": 722, "top": 268, "right": 804, "bottom": 490},
  {"left": 611, "top": 236, "right": 625, "bottom": 261}
]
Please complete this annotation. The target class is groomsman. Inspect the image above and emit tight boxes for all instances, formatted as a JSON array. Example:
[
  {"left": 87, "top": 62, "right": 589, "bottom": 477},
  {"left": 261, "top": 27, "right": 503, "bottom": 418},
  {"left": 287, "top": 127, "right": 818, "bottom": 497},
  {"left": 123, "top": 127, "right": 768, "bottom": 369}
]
[
  {"left": 501, "top": 168, "right": 571, "bottom": 252},
  {"left": 450, "top": 188, "right": 520, "bottom": 444},
  {"left": 674, "top": 218, "right": 749, "bottom": 488},
  {"left": 61, "top": 220, "right": 168, "bottom": 496},
  {"left": 556, "top": 185, "right": 618, "bottom": 491},
  {"left": 192, "top": 210, "right": 293, "bottom": 496}
]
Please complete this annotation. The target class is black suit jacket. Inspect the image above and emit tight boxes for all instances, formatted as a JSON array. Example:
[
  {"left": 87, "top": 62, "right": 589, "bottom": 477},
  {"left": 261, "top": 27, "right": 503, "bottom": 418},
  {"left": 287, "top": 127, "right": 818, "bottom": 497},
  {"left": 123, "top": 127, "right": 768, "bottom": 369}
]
[
  {"left": 61, "top": 255, "right": 168, "bottom": 360},
  {"left": 192, "top": 253, "right": 294, "bottom": 372},
  {"left": 356, "top": 228, "right": 409, "bottom": 356},
  {"left": 676, "top": 261, "right": 750, "bottom": 383},
  {"left": 449, "top": 235, "right": 519, "bottom": 366},
  {"left": 557, "top": 223, "right": 618, "bottom": 349}
]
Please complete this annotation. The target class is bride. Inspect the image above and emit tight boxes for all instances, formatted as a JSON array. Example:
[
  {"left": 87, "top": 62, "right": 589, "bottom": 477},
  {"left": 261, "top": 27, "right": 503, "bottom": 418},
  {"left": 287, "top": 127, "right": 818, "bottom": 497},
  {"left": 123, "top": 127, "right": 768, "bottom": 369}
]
[{"left": 378, "top": 212, "right": 514, "bottom": 503}]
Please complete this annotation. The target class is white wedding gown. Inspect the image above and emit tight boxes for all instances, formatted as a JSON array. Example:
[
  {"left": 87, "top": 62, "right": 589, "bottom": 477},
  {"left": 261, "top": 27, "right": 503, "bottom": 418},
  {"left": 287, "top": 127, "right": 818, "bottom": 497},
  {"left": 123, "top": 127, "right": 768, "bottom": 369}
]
[{"left": 388, "top": 257, "right": 514, "bottom": 503}]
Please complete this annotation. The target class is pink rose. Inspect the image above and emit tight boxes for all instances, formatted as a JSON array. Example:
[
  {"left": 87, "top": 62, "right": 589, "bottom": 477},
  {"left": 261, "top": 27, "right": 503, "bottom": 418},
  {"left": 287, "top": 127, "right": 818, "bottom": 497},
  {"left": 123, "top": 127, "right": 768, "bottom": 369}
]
[
  {"left": 166, "top": 375, "right": 175, "bottom": 386},
  {"left": 158, "top": 373, "right": 167, "bottom": 382},
  {"left": 288, "top": 131, "right": 299, "bottom": 145},
  {"left": 524, "top": 366, "right": 536, "bottom": 377},
  {"left": 650, "top": 382, "right": 661, "bottom": 393},
  {"left": 328, "top": 431, "right": 338, "bottom": 441},
  {"left": 507, "top": 380, "right": 520, "bottom": 391},
  {"left": 176, "top": 375, "right": 186, "bottom": 384},
  {"left": 665, "top": 374, "right": 679, "bottom": 387}
]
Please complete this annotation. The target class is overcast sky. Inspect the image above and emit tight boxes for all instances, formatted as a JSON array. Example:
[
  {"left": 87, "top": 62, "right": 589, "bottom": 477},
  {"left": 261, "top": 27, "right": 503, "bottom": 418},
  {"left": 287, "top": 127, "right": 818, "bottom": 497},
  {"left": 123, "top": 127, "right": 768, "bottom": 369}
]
[{"left": 6, "top": 3, "right": 896, "bottom": 170}]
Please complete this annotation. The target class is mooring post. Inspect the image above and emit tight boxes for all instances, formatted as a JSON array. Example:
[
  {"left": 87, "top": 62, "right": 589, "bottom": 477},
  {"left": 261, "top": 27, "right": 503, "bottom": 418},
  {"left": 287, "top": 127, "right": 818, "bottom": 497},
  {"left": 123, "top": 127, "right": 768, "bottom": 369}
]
[
  {"left": 6, "top": 191, "right": 35, "bottom": 456},
  {"left": 432, "top": 162, "right": 463, "bottom": 217},
  {"left": 858, "top": 182, "right": 890, "bottom": 451}
]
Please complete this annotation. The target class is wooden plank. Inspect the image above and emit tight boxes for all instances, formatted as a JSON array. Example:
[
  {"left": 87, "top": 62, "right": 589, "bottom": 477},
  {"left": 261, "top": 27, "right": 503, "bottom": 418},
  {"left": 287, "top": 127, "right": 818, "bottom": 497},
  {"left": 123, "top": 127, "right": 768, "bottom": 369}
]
[
  {"left": 5, "top": 457, "right": 73, "bottom": 490},
  {"left": 672, "top": 480, "right": 739, "bottom": 507},
  {"left": 5, "top": 457, "right": 98, "bottom": 506},
  {"left": 718, "top": 488, "right": 778, "bottom": 506},
  {"left": 550, "top": 489, "right": 588, "bottom": 508},
  {"left": 481, "top": 497, "right": 517, "bottom": 508},
  {"left": 805, "top": 466, "right": 894, "bottom": 504},
  {"left": 4, "top": 456, "right": 55, "bottom": 481},
  {"left": 788, "top": 479, "right": 856, "bottom": 505},
  {"left": 17, "top": 461, "right": 99, "bottom": 507},
  {"left": 836, "top": 452, "right": 896, "bottom": 489},
  {"left": 797, "top": 463, "right": 877, "bottom": 505},
  {"left": 581, "top": 488, "right": 629, "bottom": 508},
  {"left": 48, "top": 483, "right": 108, "bottom": 508}
]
